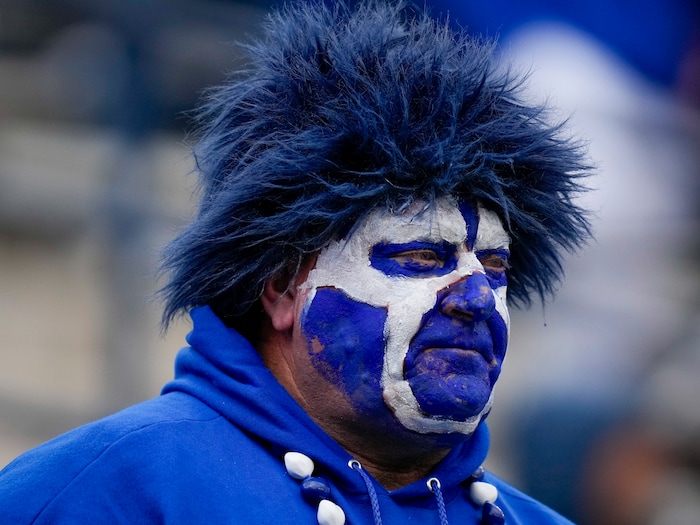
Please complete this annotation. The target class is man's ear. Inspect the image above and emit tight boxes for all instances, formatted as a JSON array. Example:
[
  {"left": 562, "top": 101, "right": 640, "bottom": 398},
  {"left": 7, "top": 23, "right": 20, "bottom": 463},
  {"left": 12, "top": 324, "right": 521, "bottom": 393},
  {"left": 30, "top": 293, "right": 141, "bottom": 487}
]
[
  {"left": 260, "top": 256, "right": 316, "bottom": 333},
  {"left": 260, "top": 274, "right": 297, "bottom": 333}
]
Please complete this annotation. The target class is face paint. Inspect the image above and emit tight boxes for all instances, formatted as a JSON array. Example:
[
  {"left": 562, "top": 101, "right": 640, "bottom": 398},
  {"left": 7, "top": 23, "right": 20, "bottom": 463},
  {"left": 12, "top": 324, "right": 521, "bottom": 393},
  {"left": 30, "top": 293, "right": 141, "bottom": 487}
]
[{"left": 298, "top": 196, "right": 510, "bottom": 436}]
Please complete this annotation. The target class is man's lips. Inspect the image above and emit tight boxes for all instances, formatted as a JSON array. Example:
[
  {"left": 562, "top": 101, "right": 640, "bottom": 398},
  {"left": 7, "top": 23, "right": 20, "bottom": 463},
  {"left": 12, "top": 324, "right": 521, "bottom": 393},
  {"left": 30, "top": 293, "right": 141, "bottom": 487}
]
[
  {"left": 403, "top": 313, "right": 505, "bottom": 379},
  {"left": 406, "top": 318, "right": 499, "bottom": 358},
  {"left": 404, "top": 346, "right": 496, "bottom": 379},
  {"left": 410, "top": 343, "right": 495, "bottom": 363}
]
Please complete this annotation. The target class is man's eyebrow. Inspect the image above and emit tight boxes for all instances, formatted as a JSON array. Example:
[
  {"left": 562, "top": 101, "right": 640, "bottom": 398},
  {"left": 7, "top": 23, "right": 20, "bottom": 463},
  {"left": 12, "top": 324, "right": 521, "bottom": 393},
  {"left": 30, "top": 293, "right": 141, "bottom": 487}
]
[
  {"left": 475, "top": 248, "right": 510, "bottom": 255},
  {"left": 371, "top": 240, "right": 457, "bottom": 254}
]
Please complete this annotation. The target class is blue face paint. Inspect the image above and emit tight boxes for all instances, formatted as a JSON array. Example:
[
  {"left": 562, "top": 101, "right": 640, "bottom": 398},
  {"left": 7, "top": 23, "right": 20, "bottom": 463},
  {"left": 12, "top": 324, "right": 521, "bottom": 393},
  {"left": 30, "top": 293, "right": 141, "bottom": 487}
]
[
  {"left": 297, "top": 196, "right": 511, "bottom": 436},
  {"left": 476, "top": 248, "right": 510, "bottom": 289},
  {"left": 459, "top": 201, "right": 479, "bottom": 250},
  {"left": 370, "top": 241, "right": 458, "bottom": 278},
  {"left": 404, "top": 271, "right": 508, "bottom": 419},
  {"left": 301, "top": 288, "right": 388, "bottom": 416}
]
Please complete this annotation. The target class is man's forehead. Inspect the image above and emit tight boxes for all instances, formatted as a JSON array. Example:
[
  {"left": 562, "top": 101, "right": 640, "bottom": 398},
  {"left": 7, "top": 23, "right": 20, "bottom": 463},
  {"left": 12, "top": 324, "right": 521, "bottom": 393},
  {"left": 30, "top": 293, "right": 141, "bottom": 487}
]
[
  {"left": 353, "top": 196, "right": 478, "bottom": 245},
  {"left": 474, "top": 207, "right": 510, "bottom": 251}
]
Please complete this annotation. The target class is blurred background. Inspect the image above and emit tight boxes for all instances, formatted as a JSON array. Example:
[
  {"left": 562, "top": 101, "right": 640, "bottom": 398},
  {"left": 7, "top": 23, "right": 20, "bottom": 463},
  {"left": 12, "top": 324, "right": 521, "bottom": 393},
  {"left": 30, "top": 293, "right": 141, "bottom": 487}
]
[{"left": 0, "top": 1, "right": 698, "bottom": 524}]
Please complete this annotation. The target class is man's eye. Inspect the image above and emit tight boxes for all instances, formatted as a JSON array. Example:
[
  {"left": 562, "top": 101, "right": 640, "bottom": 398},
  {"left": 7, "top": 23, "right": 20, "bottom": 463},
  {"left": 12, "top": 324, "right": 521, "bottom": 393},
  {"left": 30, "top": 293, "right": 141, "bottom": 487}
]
[
  {"left": 479, "top": 253, "right": 510, "bottom": 272},
  {"left": 371, "top": 242, "right": 456, "bottom": 277},
  {"left": 391, "top": 249, "right": 444, "bottom": 268}
]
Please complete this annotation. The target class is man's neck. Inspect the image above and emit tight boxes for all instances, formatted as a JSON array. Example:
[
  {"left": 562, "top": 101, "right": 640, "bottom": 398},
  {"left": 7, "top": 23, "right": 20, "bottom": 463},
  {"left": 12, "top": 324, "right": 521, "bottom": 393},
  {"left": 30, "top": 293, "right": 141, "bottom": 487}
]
[
  {"left": 339, "top": 440, "right": 451, "bottom": 490},
  {"left": 315, "top": 416, "right": 456, "bottom": 491}
]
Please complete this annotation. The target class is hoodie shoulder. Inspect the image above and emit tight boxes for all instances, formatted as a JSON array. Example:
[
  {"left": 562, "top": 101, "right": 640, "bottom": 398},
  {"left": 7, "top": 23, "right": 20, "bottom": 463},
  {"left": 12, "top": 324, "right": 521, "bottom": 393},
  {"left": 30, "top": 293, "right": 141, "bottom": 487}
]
[{"left": 0, "top": 393, "right": 223, "bottom": 524}]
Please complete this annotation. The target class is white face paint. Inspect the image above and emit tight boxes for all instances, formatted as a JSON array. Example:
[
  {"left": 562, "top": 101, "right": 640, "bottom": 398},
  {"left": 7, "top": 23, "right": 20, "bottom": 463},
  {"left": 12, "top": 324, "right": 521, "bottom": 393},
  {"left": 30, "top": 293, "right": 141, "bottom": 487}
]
[{"left": 299, "top": 196, "right": 510, "bottom": 435}]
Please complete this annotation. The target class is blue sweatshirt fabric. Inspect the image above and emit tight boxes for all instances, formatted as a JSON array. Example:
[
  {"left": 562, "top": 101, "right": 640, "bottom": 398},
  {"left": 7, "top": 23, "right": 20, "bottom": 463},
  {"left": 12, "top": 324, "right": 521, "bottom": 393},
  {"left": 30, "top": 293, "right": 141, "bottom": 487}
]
[{"left": 0, "top": 306, "right": 573, "bottom": 524}]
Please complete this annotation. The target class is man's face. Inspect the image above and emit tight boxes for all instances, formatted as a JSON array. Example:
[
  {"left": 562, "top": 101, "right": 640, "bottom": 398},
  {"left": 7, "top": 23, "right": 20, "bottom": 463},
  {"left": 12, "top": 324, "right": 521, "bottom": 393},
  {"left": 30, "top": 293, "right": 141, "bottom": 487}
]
[{"left": 297, "top": 196, "right": 510, "bottom": 436}]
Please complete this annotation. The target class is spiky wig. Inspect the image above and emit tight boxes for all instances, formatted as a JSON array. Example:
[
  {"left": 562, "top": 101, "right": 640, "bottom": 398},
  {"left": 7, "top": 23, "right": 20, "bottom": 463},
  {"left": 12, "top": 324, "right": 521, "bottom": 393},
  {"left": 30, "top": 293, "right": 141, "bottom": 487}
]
[{"left": 160, "top": 0, "right": 591, "bottom": 331}]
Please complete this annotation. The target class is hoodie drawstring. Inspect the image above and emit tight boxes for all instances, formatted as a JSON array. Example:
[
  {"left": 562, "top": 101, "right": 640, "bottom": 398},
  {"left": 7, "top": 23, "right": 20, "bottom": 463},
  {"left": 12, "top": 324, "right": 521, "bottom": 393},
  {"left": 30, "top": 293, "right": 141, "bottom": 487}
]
[
  {"left": 349, "top": 460, "right": 384, "bottom": 525},
  {"left": 349, "top": 460, "right": 451, "bottom": 525},
  {"left": 427, "top": 478, "right": 449, "bottom": 525}
]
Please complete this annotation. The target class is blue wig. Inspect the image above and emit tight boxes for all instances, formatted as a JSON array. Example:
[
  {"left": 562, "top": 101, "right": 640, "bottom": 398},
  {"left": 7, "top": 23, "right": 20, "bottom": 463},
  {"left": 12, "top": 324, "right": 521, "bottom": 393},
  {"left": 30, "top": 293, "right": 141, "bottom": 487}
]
[{"left": 160, "top": 1, "right": 591, "bottom": 330}]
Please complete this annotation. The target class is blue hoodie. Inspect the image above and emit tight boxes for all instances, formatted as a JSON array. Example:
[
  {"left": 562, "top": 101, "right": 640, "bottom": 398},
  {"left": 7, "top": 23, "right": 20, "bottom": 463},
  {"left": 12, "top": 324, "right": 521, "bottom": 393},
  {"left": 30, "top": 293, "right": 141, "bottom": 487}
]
[{"left": 0, "top": 306, "right": 573, "bottom": 524}]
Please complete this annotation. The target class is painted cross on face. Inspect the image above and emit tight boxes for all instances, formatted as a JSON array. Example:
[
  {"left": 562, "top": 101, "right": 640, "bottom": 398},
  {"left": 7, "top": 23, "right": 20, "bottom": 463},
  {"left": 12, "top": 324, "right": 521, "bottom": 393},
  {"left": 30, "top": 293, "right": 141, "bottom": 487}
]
[{"left": 299, "top": 196, "right": 510, "bottom": 436}]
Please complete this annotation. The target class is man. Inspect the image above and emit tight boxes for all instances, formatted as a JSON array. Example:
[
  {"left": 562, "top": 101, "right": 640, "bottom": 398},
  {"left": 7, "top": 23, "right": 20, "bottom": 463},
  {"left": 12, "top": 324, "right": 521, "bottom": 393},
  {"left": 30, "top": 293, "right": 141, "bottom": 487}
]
[{"left": 0, "top": 2, "right": 590, "bottom": 523}]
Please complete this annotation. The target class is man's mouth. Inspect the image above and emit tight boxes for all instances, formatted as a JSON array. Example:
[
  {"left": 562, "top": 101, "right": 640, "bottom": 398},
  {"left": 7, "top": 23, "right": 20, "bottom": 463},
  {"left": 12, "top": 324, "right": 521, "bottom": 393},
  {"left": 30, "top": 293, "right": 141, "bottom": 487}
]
[
  {"left": 404, "top": 346, "right": 494, "bottom": 379},
  {"left": 419, "top": 342, "right": 494, "bottom": 360}
]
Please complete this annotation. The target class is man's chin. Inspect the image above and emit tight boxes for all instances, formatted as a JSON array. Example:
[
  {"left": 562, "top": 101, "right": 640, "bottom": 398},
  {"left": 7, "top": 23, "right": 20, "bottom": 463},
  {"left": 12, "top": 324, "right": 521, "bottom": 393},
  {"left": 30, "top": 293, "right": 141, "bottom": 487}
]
[{"left": 407, "top": 373, "right": 493, "bottom": 421}]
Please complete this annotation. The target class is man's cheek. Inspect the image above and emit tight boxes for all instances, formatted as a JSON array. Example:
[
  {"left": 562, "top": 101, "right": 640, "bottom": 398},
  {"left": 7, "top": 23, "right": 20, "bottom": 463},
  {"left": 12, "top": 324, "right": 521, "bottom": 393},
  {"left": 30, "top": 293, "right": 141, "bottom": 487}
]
[
  {"left": 301, "top": 288, "right": 388, "bottom": 398},
  {"left": 486, "top": 309, "right": 509, "bottom": 384}
]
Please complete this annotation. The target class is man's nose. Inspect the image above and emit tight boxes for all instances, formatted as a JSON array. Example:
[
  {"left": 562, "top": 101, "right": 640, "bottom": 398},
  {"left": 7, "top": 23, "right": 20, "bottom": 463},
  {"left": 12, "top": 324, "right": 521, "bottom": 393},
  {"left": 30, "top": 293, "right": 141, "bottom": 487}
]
[{"left": 439, "top": 273, "right": 495, "bottom": 323}]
